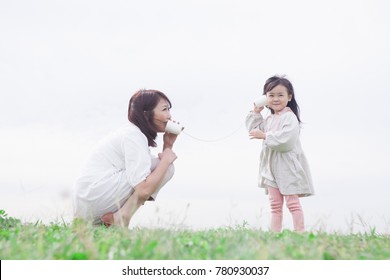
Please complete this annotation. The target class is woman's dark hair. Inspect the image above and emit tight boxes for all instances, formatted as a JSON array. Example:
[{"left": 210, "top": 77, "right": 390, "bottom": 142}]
[
  {"left": 263, "top": 75, "right": 301, "bottom": 123},
  {"left": 128, "top": 89, "right": 172, "bottom": 147}
]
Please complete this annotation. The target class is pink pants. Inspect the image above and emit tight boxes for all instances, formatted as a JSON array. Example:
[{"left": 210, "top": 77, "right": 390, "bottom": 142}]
[{"left": 267, "top": 187, "right": 305, "bottom": 232}]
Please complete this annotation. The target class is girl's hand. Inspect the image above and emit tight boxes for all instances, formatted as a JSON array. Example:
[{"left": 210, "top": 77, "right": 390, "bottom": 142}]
[
  {"left": 158, "top": 148, "right": 177, "bottom": 164},
  {"left": 249, "top": 129, "right": 266, "bottom": 140},
  {"left": 253, "top": 103, "right": 264, "bottom": 114}
]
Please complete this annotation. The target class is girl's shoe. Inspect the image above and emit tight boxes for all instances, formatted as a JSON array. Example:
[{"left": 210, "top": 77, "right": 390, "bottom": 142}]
[{"left": 100, "top": 212, "right": 114, "bottom": 227}]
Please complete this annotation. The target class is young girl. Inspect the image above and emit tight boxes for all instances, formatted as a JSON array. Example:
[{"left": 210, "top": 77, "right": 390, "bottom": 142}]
[{"left": 246, "top": 75, "right": 314, "bottom": 232}]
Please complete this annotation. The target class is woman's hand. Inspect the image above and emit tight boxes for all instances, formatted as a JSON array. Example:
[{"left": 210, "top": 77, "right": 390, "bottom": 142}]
[
  {"left": 163, "top": 121, "right": 183, "bottom": 150},
  {"left": 158, "top": 148, "right": 177, "bottom": 164},
  {"left": 163, "top": 131, "right": 178, "bottom": 150},
  {"left": 249, "top": 129, "right": 266, "bottom": 140}
]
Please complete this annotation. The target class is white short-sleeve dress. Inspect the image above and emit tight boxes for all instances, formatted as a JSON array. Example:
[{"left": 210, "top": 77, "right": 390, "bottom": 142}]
[
  {"left": 246, "top": 107, "right": 314, "bottom": 197},
  {"left": 73, "top": 122, "right": 173, "bottom": 223}
]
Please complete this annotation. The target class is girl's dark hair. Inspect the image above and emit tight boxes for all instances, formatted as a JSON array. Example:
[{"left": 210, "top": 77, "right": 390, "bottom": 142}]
[
  {"left": 263, "top": 75, "right": 301, "bottom": 123},
  {"left": 128, "top": 89, "right": 172, "bottom": 147}
]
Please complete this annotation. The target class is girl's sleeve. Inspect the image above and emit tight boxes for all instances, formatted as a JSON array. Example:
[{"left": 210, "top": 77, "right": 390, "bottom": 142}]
[
  {"left": 265, "top": 113, "right": 300, "bottom": 152},
  {"left": 121, "top": 133, "right": 152, "bottom": 187},
  {"left": 245, "top": 111, "right": 264, "bottom": 132}
]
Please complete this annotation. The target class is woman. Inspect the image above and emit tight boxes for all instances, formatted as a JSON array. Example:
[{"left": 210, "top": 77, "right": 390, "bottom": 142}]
[{"left": 73, "top": 89, "right": 179, "bottom": 227}]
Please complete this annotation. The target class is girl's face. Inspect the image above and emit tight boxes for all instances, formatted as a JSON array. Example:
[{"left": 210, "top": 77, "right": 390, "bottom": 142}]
[
  {"left": 266, "top": 85, "right": 292, "bottom": 114},
  {"left": 152, "top": 98, "right": 172, "bottom": 132}
]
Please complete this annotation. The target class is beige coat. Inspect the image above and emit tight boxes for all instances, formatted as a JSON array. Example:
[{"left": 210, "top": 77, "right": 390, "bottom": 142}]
[{"left": 246, "top": 108, "right": 314, "bottom": 197}]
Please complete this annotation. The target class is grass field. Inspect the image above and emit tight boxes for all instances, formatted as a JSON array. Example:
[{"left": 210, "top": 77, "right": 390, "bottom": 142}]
[{"left": 1, "top": 210, "right": 389, "bottom": 260}]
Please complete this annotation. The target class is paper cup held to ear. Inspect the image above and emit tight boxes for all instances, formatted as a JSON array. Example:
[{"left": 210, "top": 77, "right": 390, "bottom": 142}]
[
  {"left": 165, "top": 120, "right": 184, "bottom": 135},
  {"left": 254, "top": 95, "right": 268, "bottom": 107}
]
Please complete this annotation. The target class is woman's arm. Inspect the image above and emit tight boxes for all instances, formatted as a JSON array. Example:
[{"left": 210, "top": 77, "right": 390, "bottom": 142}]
[
  {"left": 163, "top": 132, "right": 178, "bottom": 150},
  {"left": 113, "top": 148, "right": 177, "bottom": 227},
  {"left": 134, "top": 148, "right": 176, "bottom": 200}
]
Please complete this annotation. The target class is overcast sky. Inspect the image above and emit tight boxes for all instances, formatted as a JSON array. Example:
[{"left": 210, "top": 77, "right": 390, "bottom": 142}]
[{"left": 1, "top": 0, "right": 389, "bottom": 233}]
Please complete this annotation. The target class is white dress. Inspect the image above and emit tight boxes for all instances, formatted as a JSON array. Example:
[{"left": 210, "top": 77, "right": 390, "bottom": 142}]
[
  {"left": 73, "top": 122, "right": 172, "bottom": 223},
  {"left": 246, "top": 107, "right": 314, "bottom": 197}
]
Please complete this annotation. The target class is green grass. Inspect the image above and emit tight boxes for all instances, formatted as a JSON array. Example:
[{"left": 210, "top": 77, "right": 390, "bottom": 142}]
[{"left": 1, "top": 210, "right": 389, "bottom": 260}]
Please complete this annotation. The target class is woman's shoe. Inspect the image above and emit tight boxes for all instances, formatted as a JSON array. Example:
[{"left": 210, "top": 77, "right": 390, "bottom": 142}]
[{"left": 100, "top": 212, "right": 114, "bottom": 227}]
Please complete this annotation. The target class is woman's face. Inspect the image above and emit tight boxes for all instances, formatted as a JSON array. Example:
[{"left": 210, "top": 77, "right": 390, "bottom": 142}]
[{"left": 152, "top": 98, "right": 172, "bottom": 132}]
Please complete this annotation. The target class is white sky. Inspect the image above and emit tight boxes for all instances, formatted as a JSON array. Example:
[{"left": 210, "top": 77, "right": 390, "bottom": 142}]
[{"left": 1, "top": 0, "right": 390, "bottom": 233}]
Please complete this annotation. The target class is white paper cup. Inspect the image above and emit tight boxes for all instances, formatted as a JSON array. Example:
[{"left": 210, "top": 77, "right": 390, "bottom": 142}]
[
  {"left": 165, "top": 120, "right": 184, "bottom": 135},
  {"left": 254, "top": 95, "right": 268, "bottom": 107}
]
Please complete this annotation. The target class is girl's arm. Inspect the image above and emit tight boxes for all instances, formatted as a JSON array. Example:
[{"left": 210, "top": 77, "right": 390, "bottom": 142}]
[
  {"left": 265, "top": 113, "right": 300, "bottom": 152},
  {"left": 245, "top": 105, "right": 264, "bottom": 132}
]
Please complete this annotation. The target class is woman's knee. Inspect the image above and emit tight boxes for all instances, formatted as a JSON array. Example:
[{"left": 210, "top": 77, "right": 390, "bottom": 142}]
[
  {"left": 151, "top": 157, "right": 175, "bottom": 182},
  {"left": 145, "top": 163, "right": 175, "bottom": 201},
  {"left": 158, "top": 163, "right": 175, "bottom": 190},
  {"left": 165, "top": 163, "right": 175, "bottom": 181}
]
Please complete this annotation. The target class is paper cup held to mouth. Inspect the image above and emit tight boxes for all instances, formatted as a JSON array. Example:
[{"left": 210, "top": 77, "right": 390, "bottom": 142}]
[{"left": 165, "top": 120, "right": 184, "bottom": 135}]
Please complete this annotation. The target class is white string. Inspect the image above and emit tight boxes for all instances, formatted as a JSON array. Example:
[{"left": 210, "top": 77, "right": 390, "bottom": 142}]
[
  {"left": 181, "top": 121, "right": 245, "bottom": 142},
  {"left": 177, "top": 108, "right": 269, "bottom": 143}
]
